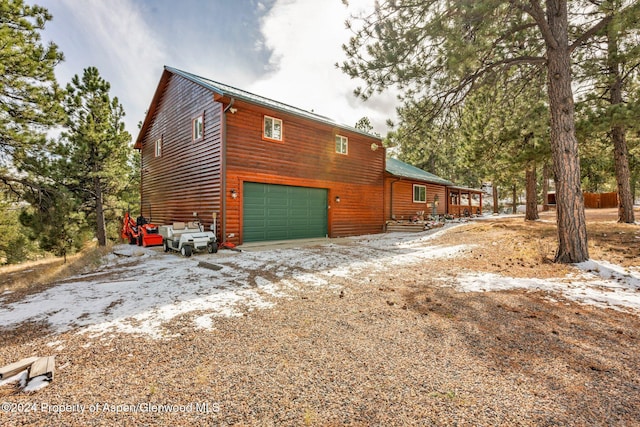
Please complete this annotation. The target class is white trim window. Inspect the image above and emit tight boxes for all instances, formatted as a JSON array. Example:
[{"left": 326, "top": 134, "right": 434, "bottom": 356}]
[
  {"left": 335, "top": 135, "right": 348, "bottom": 154},
  {"left": 192, "top": 114, "right": 204, "bottom": 141},
  {"left": 154, "top": 137, "right": 162, "bottom": 157},
  {"left": 263, "top": 115, "right": 283, "bottom": 141},
  {"left": 413, "top": 184, "right": 426, "bottom": 203}
]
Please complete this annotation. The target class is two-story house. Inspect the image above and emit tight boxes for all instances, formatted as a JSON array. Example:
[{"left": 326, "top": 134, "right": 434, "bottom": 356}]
[{"left": 134, "top": 66, "right": 386, "bottom": 245}]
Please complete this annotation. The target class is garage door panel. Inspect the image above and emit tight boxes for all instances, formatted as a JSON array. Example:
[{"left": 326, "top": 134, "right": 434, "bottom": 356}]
[{"left": 243, "top": 182, "right": 327, "bottom": 242}]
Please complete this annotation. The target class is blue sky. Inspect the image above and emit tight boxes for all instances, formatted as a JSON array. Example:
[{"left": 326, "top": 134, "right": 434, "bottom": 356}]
[{"left": 39, "top": 0, "right": 396, "bottom": 139}]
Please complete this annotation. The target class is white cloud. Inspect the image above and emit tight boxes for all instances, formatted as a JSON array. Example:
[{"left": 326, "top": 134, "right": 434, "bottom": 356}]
[
  {"left": 40, "top": 0, "right": 396, "bottom": 137},
  {"left": 250, "top": 0, "right": 397, "bottom": 134},
  {"left": 49, "top": 0, "right": 167, "bottom": 134}
]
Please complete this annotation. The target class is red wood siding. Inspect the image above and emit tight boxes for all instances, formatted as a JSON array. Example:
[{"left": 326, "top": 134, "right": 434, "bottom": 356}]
[
  {"left": 384, "top": 178, "right": 447, "bottom": 219},
  {"left": 138, "top": 74, "right": 223, "bottom": 230},
  {"left": 223, "top": 100, "right": 385, "bottom": 243},
  {"left": 583, "top": 192, "right": 618, "bottom": 209}
]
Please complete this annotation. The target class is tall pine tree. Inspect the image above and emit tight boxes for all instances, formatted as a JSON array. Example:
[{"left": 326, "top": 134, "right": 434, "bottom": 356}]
[
  {"left": 55, "top": 67, "right": 132, "bottom": 246},
  {"left": 0, "top": 0, "right": 64, "bottom": 192}
]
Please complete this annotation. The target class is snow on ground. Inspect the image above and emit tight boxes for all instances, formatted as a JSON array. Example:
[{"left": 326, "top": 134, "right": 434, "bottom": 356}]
[
  {"left": 0, "top": 223, "right": 638, "bottom": 339},
  {"left": 0, "top": 226, "right": 468, "bottom": 339},
  {"left": 0, "top": 370, "right": 49, "bottom": 393},
  {"left": 448, "top": 261, "right": 640, "bottom": 312}
]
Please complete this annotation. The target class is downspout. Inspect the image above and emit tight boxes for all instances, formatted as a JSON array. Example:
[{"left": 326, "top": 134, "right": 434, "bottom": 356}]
[
  {"left": 389, "top": 178, "right": 402, "bottom": 222},
  {"left": 221, "top": 97, "right": 235, "bottom": 242}
]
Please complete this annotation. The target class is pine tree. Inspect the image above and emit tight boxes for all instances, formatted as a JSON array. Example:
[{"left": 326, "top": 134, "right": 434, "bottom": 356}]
[
  {"left": 55, "top": 67, "right": 133, "bottom": 246},
  {"left": 341, "top": 0, "right": 638, "bottom": 262},
  {"left": 0, "top": 0, "right": 64, "bottom": 183},
  {"left": 573, "top": 0, "right": 639, "bottom": 223}
]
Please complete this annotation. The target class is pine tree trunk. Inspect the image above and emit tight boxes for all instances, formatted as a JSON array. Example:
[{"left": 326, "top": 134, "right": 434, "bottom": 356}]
[
  {"left": 512, "top": 184, "right": 517, "bottom": 214},
  {"left": 608, "top": 29, "right": 635, "bottom": 224},
  {"left": 542, "top": 162, "right": 550, "bottom": 211},
  {"left": 546, "top": 0, "right": 589, "bottom": 263},
  {"left": 612, "top": 126, "right": 635, "bottom": 223},
  {"left": 525, "top": 164, "right": 539, "bottom": 220},
  {"left": 94, "top": 176, "right": 107, "bottom": 246},
  {"left": 492, "top": 183, "right": 499, "bottom": 214}
]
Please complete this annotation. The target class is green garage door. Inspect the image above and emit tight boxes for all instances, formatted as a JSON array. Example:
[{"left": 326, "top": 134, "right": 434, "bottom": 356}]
[{"left": 243, "top": 182, "right": 328, "bottom": 242}]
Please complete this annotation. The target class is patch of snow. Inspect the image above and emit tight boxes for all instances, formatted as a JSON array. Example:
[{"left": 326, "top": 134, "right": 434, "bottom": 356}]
[
  {"left": 449, "top": 263, "right": 640, "bottom": 313},
  {"left": 0, "top": 369, "right": 47, "bottom": 393},
  {"left": 576, "top": 259, "right": 640, "bottom": 289},
  {"left": 0, "top": 370, "right": 27, "bottom": 387},
  {"left": 255, "top": 276, "right": 289, "bottom": 298},
  {"left": 194, "top": 314, "right": 214, "bottom": 330},
  {"left": 22, "top": 375, "right": 50, "bottom": 392},
  {"left": 45, "top": 340, "right": 65, "bottom": 351}
]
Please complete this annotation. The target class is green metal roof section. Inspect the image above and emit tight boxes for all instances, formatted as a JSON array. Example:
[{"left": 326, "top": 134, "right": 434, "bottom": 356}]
[
  {"left": 385, "top": 157, "right": 454, "bottom": 186},
  {"left": 165, "top": 66, "right": 382, "bottom": 140}
]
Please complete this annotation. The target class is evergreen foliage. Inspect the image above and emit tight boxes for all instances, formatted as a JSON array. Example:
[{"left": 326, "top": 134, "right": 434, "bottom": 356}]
[
  {"left": 341, "top": 0, "right": 639, "bottom": 262},
  {"left": 0, "top": 0, "right": 64, "bottom": 175},
  {"left": 53, "top": 67, "right": 134, "bottom": 246}
]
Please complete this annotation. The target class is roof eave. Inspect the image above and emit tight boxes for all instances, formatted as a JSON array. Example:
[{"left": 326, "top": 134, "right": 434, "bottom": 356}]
[
  {"left": 385, "top": 172, "right": 453, "bottom": 186},
  {"left": 134, "top": 68, "right": 172, "bottom": 149}
]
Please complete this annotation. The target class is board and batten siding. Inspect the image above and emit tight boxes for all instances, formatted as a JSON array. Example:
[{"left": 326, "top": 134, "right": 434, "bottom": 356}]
[
  {"left": 384, "top": 178, "right": 447, "bottom": 220},
  {"left": 223, "top": 100, "right": 385, "bottom": 243},
  {"left": 138, "top": 73, "right": 223, "bottom": 230}
]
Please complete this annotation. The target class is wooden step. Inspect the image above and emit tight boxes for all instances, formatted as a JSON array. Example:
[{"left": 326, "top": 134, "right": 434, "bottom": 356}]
[{"left": 386, "top": 223, "right": 426, "bottom": 232}]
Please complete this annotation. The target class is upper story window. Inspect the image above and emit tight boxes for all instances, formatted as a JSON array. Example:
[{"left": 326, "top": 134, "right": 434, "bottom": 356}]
[
  {"left": 154, "top": 137, "right": 162, "bottom": 157},
  {"left": 263, "top": 115, "right": 283, "bottom": 141},
  {"left": 413, "top": 184, "right": 426, "bottom": 203},
  {"left": 335, "top": 135, "right": 348, "bottom": 155},
  {"left": 192, "top": 114, "right": 203, "bottom": 141}
]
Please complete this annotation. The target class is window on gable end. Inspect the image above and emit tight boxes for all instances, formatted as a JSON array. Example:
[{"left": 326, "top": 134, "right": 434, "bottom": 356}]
[
  {"left": 413, "top": 184, "right": 426, "bottom": 203},
  {"left": 154, "top": 137, "right": 162, "bottom": 157},
  {"left": 263, "top": 115, "right": 283, "bottom": 141},
  {"left": 335, "top": 135, "right": 348, "bottom": 155},
  {"left": 192, "top": 114, "right": 204, "bottom": 141}
]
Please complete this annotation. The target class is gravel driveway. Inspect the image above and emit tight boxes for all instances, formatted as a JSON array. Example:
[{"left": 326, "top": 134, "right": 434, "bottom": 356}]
[{"left": 1, "top": 218, "right": 639, "bottom": 426}]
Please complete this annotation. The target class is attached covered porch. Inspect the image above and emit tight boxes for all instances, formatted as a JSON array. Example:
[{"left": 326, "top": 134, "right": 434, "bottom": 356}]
[{"left": 447, "top": 186, "right": 483, "bottom": 217}]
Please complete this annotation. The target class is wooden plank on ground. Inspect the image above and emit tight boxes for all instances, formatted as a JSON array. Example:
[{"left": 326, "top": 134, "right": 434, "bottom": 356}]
[
  {"left": 198, "top": 261, "right": 223, "bottom": 271},
  {"left": 0, "top": 357, "right": 39, "bottom": 380},
  {"left": 28, "top": 356, "right": 55, "bottom": 380}
]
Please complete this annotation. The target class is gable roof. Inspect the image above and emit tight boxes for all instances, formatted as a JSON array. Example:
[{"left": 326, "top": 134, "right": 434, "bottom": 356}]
[
  {"left": 385, "top": 157, "right": 454, "bottom": 186},
  {"left": 135, "top": 66, "right": 381, "bottom": 148}
]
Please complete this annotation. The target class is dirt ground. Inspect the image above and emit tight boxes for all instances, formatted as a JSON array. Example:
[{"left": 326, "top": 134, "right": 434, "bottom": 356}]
[{"left": 0, "top": 208, "right": 638, "bottom": 426}]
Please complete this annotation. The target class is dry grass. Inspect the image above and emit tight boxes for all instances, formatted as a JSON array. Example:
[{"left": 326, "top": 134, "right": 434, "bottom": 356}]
[
  {"left": 422, "top": 208, "right": 640, "bottom": 280},
  {"left": 0, "top": 243, "right": 111, "bottom": 301}
]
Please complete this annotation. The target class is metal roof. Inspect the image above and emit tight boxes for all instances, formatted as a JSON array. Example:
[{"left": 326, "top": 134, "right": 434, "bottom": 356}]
[
  {"left": 385, "top": 157, "right": 454, "bottom": 186},
  {"left": 164, "top": 66, "right": 382, "bottom": 140},
  {"left": 448, "top": 185, "right": 486, "bottom": 194}
]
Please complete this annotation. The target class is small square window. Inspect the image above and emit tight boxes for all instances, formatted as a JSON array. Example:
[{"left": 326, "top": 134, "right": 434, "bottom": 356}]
[
  {"left": 154, "top": 138, "right": 162, "bottom": 157},
  {"left": 335, "top": 135, "right": 348, "bottom": 154},
  {"left": 192, "top": 115, "right": 203, "bottom": 141},
  {"left": 264, "top": 115, "right": 283, "bottom": 141},
  {"left": 413, "top": 184, "right": 426, "bottom": 203}
]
